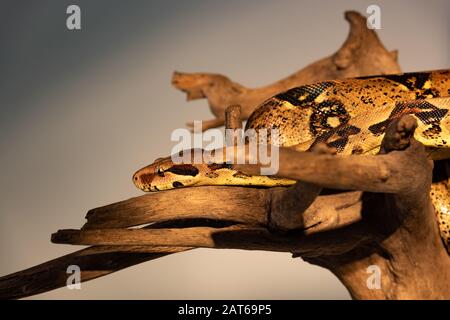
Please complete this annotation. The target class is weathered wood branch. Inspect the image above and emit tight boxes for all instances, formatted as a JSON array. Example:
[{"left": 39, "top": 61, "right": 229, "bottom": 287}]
[
  {"left": 2, "top": 113, "right": 449, "bottom": 299},
  {"left": 300, "top": 117, "right": 450, "bottom": 299},
  {"left": 82, "top": 187, "right": 361, "bottom": 231},
  {"left": 0, "top": 188, "right": 361, "bottom": 299},
  {"left": 235, "top": 144, "right": 426, "bottom": 194},
  {"left": 225, "top": 105, "right": 242, "bottom": 130},
  {"left": 0, "top": 246, "right": 190, "bottom": 300},
  {"left": 267, "top": 143, "right": 340, "bottom": 231},
  {"left": 173, "top": 11, "right": 401, "bottom": 130},
  {"left": 49, "top": 116, "right": 450, "bottom": 299},
  {"left": 1, "top": 10, "right": 448, "bottom": 300}
]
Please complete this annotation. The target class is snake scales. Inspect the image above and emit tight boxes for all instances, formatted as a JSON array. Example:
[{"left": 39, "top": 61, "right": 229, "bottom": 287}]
[{"left": 133, "top": 70, "right": 450, "bottom": 252}]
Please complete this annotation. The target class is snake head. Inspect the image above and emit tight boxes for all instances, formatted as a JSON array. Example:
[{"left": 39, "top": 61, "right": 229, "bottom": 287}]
[
  {"left": 133, "top": 148, "right": 295, "bottom": 192},
  {"left": 132, "top": 150, "right": 207, "bottom": 192}
]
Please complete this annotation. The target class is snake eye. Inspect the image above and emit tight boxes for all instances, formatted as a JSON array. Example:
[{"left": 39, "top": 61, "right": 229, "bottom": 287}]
[{"left": 155, "top": 166, "right": 165, "bottom": 177}]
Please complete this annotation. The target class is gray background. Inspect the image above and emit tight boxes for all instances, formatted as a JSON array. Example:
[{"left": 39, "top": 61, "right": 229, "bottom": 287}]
[{"left": 0, "top": 0, "right": 449, "bottom": 299}]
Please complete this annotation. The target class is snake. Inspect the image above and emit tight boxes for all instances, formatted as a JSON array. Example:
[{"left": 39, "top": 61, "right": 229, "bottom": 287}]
[{"left": 133, "top": 70, "right": 450, "bottom": 252}]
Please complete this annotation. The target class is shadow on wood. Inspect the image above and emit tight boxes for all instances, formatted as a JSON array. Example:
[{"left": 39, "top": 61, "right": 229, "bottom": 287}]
[{"left": 2, "top": 10, "right": 448, "bottom": 300}]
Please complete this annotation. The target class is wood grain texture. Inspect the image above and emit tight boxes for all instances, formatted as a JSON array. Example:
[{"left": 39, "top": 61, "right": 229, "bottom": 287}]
[
  {"left": 0, "top": 246, "right": 189, "bottom": 300},
  {"left": 225, "top": 105, "right": 242, "bottom": 130},
  {"left": 2, "top": 11, "right": 447, "bottom": 300}
]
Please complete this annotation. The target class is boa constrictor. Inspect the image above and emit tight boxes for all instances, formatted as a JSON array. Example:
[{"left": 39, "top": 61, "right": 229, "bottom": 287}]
[{"left": 133, "top": 70, "right": 450, "bottom": 252}]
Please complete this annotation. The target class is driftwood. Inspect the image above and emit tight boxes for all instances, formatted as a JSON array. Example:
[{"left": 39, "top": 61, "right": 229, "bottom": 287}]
[
  {"left": 3, "top": 113, "right": 449, "bottom": 299},
  {"left": 173, "top": 11, "right": 401, "bottom": 131},
  {"left": 1, "top": 10, "right": 448, "bottom": 300},
  {"left": 0, "top": 246, "right": 190, "bottom": 299}
]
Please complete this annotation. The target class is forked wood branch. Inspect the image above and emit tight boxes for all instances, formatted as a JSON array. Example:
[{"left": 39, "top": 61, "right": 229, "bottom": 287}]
[
  {"left": 3, "top": 115, "right": 449, "bottom": 299},
  {"left": 173, "top": 10, "right": 401, "bottom": 131},
  {"left": 2, "top": 11, "right": 447, "bottom": 300},
  {"left": 0, "top": 186, "right": 362, "bottom": 299}
]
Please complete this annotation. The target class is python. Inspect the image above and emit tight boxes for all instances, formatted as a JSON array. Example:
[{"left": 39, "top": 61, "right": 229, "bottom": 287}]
[{"left": 133, "top": 70, "right": 450, "bottom": 251}]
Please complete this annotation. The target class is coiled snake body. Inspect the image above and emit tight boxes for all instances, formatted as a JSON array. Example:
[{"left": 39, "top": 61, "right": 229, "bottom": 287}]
[{"left": 133, "top": 70, "right": 450, "bottom": 251}]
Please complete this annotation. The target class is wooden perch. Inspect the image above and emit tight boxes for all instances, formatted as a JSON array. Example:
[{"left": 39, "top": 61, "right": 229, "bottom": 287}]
[
  {"left": 236, "top": 116, "right": 450, "bottom": 299},
  {"left": 173, "top": 10, "right": 401, "bottom": 130},
  {"left": 1, "top": 11, "right": 447, "bottom": 300},
  {"left": 0, "top": 187, "right": 362, "bottom": 299},
  {"left": 225, "top": 105, "right": 242, "bottom": 130},
  {"left": 235, "top": 145, "right": 424, "bottom": 194},
  {"left": 0, "top": 246, "right": 190, "bottom": 300},
  {"left": 3, "top": 115, "right": 450, "bottom": 299}
]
